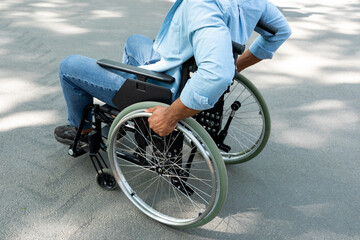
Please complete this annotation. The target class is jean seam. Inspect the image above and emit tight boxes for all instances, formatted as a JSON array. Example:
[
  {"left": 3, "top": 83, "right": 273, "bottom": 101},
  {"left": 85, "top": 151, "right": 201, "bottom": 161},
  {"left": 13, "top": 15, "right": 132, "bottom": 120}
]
[{"left": 62, "top": 73, "right": 115, "bottom": 93}]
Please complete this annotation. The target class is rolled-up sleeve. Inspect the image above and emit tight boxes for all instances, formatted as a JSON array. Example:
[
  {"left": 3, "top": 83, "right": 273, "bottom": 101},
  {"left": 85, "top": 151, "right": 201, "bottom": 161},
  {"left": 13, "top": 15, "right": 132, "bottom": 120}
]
[
  {"left": 249, "top": 1, "right": 292, "bottom": 59},
  {"left": 180, "top": 1, "right": 235, "bottom": 110}
]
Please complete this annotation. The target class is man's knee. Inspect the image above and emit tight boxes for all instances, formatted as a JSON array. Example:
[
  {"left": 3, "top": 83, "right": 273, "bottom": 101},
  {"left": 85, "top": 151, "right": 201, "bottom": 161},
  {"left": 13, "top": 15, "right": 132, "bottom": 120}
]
[
  {"left": 124, "top": 34, "right": 152, "bottom": 51},
  {"left": 59, "top": 55, "right": 91, "bottom": 77},
  {"left": 60, "top": 55, "right": 79, "bottom": 75}
]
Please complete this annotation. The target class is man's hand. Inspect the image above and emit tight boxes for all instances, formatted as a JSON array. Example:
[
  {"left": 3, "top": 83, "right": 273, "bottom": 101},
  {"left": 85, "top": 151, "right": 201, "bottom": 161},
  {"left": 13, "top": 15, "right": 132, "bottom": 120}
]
[
  {"left": 146, "top": 106, "right": 178, "bottom": 137},
  {"left": 145, "top": 98, "right": 201, "bottom": 137}
]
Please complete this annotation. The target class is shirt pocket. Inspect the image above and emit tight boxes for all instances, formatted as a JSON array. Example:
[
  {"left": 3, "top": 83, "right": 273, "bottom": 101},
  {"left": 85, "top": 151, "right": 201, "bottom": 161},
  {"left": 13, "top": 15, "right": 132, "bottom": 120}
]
[{"left": 163, "top": 21, "right": 181, "bottom": 56}]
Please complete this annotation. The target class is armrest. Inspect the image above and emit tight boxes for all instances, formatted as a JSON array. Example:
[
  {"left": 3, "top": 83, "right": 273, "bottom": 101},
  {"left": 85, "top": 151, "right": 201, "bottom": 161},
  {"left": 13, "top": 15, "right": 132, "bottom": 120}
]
[{"left": 97, "top": 59, "right": 175, "bottom": 83}]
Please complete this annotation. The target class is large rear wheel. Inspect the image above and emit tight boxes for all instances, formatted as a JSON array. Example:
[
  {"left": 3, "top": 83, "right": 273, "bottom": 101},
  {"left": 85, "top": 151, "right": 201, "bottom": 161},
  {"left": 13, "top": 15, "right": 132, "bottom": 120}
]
[{"left": 107, "top": 102, "right": 228, "bottom": 228}]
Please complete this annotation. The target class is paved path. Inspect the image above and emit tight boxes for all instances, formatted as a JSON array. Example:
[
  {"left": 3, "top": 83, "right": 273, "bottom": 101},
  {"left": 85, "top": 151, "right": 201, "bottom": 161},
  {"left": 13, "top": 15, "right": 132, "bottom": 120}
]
[{"left": 0, "top": 0, "right": 359, "bottom": 239}]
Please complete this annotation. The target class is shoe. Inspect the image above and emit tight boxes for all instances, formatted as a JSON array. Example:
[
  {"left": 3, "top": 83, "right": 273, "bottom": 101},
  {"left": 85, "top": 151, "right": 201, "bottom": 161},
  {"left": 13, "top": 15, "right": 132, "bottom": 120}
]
[{"left": 54, "top": 125, "right": 89, "bottom": 149}]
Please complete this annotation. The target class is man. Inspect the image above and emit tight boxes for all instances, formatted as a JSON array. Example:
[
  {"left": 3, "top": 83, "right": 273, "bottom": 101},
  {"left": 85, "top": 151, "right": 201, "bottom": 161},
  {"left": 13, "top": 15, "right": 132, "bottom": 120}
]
[{"left": 54, "top": 0, "right": 291, "bottom": 145}]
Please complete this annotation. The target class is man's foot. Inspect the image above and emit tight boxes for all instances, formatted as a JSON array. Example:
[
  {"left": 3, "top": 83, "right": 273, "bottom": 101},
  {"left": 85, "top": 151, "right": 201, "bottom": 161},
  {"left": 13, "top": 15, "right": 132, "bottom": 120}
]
[{"left": 54, "top": 125, "right": 89, "bottom": 149}]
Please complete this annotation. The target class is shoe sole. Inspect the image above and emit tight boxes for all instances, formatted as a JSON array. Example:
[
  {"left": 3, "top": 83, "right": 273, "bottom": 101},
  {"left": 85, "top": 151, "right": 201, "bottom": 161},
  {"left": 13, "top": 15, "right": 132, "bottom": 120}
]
[{"left": 54, "top": 134, "right": 89, "bottom": 152}]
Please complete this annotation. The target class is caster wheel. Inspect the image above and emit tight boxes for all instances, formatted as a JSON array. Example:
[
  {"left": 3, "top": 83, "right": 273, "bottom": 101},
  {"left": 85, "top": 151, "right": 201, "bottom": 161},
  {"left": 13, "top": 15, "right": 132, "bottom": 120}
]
[{"left": 96, "top": 168, "right": 117, "bottom": 190}]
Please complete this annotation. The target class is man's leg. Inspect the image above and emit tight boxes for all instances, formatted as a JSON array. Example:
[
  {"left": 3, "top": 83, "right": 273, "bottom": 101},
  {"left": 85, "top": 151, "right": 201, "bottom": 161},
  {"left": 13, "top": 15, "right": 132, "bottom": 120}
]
[
  {"left": 55, "top": 55, "right": 132, "bottom": 145},
  {"left": 59, "top": 55, "right": 132, "bottom": 128},
  {"left": 55, "top": 35, "right": 160, "bottom": 145}
]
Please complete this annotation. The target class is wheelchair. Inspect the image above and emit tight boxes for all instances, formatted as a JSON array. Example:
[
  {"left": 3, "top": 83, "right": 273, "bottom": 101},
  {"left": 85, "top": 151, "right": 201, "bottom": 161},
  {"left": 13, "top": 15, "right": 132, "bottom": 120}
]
[{"left": 66, "top": 41, "right": 271, "bottom": 228}]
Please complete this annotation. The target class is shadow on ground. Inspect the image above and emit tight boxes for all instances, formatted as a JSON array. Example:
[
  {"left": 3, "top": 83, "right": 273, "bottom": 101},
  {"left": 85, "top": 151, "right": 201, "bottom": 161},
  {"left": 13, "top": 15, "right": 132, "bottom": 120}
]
[{"left": 0, "top": 0, "right": 359, "bottom": 239}]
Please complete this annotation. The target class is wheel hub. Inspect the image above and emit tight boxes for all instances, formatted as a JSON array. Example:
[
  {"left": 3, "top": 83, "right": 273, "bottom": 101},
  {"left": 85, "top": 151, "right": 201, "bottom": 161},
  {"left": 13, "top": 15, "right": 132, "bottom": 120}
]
[{"left": 156, "top": 166, "right": 165, "bottom": 175}]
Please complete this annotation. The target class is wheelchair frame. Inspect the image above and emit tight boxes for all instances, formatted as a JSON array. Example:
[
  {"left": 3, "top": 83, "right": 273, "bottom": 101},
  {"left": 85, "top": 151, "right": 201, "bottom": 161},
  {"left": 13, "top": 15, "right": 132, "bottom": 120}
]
[{"left": 66, "top": 41, "right": 271, "bottom": 227}]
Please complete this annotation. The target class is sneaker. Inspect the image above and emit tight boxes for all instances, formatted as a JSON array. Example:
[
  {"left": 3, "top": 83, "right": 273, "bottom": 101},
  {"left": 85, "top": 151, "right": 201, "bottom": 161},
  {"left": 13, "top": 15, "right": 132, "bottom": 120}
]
[{"left": 54, "top": 125, "right": 89, "bottom": 149}]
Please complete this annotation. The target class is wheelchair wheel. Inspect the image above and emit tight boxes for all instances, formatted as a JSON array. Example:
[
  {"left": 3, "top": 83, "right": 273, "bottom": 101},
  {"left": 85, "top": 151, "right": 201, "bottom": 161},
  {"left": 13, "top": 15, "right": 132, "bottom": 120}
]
[
  {"left": 221, "top": 73, "right": 271, "bottom": 164},
  {"left": 96, "top": 168, "right": 117, "bottom": 191},
  {"left": 107, "top": 102, "right": 228, "bottom": 228}
]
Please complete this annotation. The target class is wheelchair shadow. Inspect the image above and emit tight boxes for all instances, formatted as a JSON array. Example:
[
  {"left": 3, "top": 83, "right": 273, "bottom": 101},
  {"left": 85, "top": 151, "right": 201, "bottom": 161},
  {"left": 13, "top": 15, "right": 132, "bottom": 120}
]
[{"left": 177, "top": 165, "right": 261, "bottom": 239}]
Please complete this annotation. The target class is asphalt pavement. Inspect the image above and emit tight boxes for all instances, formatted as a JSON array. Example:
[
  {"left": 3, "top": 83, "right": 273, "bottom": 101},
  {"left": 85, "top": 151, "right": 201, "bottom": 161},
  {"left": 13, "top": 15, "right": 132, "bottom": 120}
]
[{"left": 0, "top": 0, "right": 359, "bottom": 239}]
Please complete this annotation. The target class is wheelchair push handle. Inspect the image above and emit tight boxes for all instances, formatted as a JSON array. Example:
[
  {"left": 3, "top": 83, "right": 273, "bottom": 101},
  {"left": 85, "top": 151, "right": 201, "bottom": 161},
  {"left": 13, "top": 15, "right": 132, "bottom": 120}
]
[
  {"left": 231, "top": 20, "right": 278, "bottom": 56},
  {"left": 256, "top": 19, "right": 279, "bottom": 35},
  {"left": 232, "top": 41, "right": 245, "bottom": 55}
]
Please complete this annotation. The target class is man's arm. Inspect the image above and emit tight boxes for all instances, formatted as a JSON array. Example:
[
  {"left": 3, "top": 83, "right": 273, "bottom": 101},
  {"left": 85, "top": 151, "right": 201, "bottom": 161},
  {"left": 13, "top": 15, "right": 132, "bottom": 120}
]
[
  {"left": 249, "top": 1, "right": 292, "bottom": 60},
  {"left": 147, "top": 1, "right": 234, "bottom": 136},
  {"left": 147, "top": 49, "right": 265, "bottom": 137}
]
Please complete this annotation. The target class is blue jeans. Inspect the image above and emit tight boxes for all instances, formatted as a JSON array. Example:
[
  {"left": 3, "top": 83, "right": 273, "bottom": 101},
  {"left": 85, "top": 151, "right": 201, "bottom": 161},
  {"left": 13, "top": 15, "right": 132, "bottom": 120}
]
[{"left": 59, "top": 35, "right": 161, "bottom": 129}]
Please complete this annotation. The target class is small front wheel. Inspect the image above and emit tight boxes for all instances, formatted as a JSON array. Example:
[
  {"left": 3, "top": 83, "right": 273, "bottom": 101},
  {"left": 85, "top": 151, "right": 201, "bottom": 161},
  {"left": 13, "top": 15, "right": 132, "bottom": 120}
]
[{"left": 96, "top": 168, "right": 117, "bottom": 191}]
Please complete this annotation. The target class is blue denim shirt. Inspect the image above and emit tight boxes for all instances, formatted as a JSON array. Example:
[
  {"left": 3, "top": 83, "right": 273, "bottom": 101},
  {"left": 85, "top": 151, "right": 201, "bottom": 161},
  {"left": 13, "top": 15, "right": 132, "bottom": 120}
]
[{"left": 143, "top": 0, "right": 291, "bottom": 110}]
